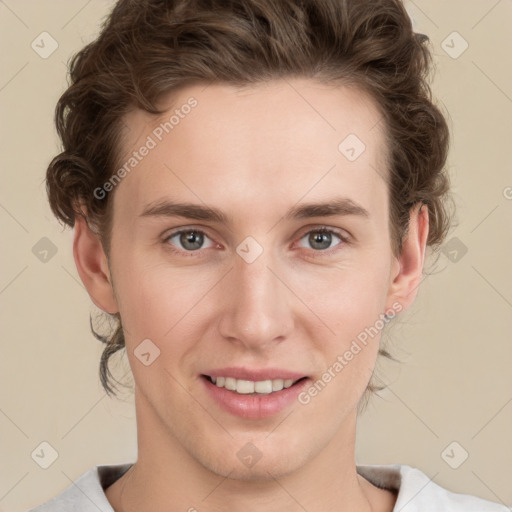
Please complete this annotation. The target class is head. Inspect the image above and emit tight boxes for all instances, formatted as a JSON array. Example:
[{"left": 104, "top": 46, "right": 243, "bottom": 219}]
[{"left": 47, "top": 0, "right": 451, "bottom": 479}]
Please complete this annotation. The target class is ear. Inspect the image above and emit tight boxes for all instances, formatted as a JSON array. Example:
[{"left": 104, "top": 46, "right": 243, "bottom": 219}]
[
  {"left": 73, "top": 215, "right": 119, "bottom": 314},
  {"left": 385, "top": 203, "right": 429, "bottom": 311}
]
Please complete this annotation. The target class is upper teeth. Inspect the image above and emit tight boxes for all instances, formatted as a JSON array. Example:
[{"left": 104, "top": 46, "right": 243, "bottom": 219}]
[{"left": 211, "top": 376, "right": 297, "bottom": 394}]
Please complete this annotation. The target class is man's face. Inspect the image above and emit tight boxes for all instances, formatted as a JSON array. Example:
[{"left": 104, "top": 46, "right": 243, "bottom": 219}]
[{"left": 107, "top": 79, "right": 402, "bottom": 479}]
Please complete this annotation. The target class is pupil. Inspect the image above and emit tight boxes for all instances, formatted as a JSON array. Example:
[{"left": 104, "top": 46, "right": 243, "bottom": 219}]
[
  {"left": 181, "top": 231, "right": 203, "bottom": 250},
  {"left": 310, "top": 231, "right": 331, "bottom": 250}
]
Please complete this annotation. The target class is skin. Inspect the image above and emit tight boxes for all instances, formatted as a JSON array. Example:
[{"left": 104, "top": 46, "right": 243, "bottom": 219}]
[{"left": 74, "top": 78, "right": 428, "bottom": 512}]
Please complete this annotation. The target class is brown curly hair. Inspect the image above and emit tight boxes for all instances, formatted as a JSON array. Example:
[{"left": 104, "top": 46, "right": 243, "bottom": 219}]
[{"left": 46, "top": 0, "right": 452, "bottom": 399}]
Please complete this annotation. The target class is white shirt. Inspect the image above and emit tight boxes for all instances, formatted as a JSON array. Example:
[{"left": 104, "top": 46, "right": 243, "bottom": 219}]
[{"left": 28, "top": 462, "right": 510, "bottom": 511}]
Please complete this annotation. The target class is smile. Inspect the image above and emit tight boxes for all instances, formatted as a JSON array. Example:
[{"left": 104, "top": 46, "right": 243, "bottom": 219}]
[
  {"left": 206, "top": 375, "right": 305, "bottom": 395},
  {"left": 200, "top": 373, "right": 310, "bottom": 419}
]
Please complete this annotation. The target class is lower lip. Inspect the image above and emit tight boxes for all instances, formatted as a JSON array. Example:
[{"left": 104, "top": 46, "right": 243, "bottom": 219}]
[{"left": 201, "top": 375, "right": 310, "bottom": 419}]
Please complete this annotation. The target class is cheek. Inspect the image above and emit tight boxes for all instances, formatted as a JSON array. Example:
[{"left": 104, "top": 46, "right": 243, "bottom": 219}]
[
  {"left": 111, "top": 260, "right": 209, "bottom": 395},
  {"left": 295, "top": 271, "right": 388, "bottom": 410},
  {"left": 289, "top": 256, "right": 391, "bottom": 402},
  {"left": 112, "top": 255, "right": 215, "bottom": 350},
  {"left": 291, "top": 257, "right": 391, "bottom": 341}
]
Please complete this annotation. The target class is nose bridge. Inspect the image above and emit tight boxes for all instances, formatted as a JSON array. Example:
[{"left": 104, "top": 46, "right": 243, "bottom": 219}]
[{"left": 218, "top": 244, "right": 293, "bottom": 347}]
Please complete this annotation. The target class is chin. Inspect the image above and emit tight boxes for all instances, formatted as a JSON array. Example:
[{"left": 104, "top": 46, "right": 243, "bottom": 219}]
[
  {"left": 195, "top": 434, "right": 313, "bottom": 482},
  {"left": 203, "top": 454, "right": 301, "bottom": 482}
]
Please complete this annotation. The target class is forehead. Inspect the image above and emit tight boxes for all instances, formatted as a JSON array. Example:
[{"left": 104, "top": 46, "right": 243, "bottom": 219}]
[{"left": 114, "top": 79, "right": 389, "bottom": 225}]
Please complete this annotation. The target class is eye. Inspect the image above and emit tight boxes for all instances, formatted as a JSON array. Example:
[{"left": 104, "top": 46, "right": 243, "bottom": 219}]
[
  {"left": 297, "top": 227, "right": 347, "bottom": 252},
  {"left": 164, "top": 229, "right": 216, "bottom": 252},
  {"left": 162, "top": 226, "right": 349, "bottom": 256}
]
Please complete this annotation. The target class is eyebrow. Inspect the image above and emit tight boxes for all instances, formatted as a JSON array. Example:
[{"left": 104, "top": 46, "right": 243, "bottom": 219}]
[{"left": 139, "top": 196, "right": 370, "bottom": 223}]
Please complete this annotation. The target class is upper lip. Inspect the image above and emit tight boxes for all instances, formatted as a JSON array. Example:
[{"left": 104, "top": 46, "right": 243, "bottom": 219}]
[{"left": 203, "top": 367, "right": 307, "bottom": 381}]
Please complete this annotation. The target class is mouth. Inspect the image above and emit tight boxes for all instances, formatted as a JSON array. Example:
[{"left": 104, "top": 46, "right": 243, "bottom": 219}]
[
  {"left": 199, "top": 367, "right": 311, "bottom": 418},
  {"left": 201, "top": 374, "right": 308, "bottom": 396}
]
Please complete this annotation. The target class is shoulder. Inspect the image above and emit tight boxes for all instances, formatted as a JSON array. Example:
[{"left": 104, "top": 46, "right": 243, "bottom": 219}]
[
  {"left": 27, "top": 463, "right": 133, "bottom": 512},
  {"left": 356, "top": 463, "right": 510, "bottom": 512}
]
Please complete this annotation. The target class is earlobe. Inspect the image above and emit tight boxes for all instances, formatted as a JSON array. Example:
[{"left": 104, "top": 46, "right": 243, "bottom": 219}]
[
  {"left": 73, "top": 215, "right": 119, "bottom": 314},
  {"left": 386, "top": 203, "right": 429, "bottom": 311}
]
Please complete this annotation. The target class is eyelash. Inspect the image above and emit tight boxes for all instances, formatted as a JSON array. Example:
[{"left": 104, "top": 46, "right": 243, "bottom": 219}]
[{"left": 162, "top": 226, "right": 351, "bottom": 258}]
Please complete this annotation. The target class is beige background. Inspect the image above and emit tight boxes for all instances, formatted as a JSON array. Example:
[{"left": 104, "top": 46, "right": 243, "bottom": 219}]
[{"left": 1, "top": 1, "right": 511, "bottom": 510}]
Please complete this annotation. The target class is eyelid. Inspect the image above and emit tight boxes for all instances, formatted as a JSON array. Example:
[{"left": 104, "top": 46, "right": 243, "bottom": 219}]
[
  {"left": 162, "top": 224, "right": 351, "bottom": 256},
  {"left": 162, "top": 226, "right": 219, "bottom": 255},
  {"left": 293, "top": 225, "right": 351, "bottom": 256},
  {"left": 295, "top": 224, "right": 351, "bottom": 242}
]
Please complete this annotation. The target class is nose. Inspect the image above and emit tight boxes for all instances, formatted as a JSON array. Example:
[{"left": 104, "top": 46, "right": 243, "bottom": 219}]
[{"left": 217, "top": 245, "right": 295, "bottom": 352}]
